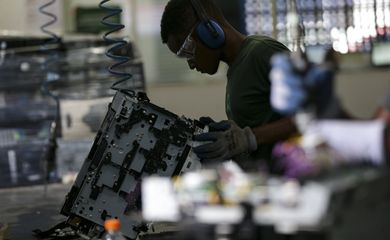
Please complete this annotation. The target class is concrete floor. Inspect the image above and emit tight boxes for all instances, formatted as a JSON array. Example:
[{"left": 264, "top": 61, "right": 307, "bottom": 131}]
[{"left": 0, "top": 183, "right": 72, "bottom": 240}]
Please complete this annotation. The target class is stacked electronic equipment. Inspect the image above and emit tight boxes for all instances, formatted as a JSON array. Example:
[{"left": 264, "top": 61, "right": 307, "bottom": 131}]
[
  {"left": 51, "top": 37, "right": 145, "bottom": 100},
  {"left": 0, "top": 35, "right": 59, "bottom": 188},
  {"left": 0, "top": 35, "right": 145, "bottom": 189}
]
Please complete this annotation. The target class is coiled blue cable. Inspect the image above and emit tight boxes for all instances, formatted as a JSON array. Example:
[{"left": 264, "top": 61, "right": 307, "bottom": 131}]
[
  {"left": 38, "top": 0, "right": 61, "bottom": 192},
  {"left": 39, "top": 0, "right": 60, "bottom": 109},
  {"left": 99, "top": 0, "right": 135, "bottom": 96}
]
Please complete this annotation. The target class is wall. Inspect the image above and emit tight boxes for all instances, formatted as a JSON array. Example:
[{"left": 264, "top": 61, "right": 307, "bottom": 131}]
[
  {"left": 0, "top": 0, "right": 26, "bottom": 32},
  {"left": 0, "top": 0, "right": 63, "bottom": 35}
]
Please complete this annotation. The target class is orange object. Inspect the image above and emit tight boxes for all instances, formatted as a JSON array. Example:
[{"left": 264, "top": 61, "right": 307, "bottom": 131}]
[{"left": 104, "top": 219, "right": 121, "bottom": 231}]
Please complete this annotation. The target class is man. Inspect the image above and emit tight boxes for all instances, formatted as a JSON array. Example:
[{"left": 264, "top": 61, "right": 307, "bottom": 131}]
[
  {"left": 160, "top": 0, "right": 297, "bottom": 165},
  {"left": 270, "top": 52, "right": 390, "bottom": 178}
]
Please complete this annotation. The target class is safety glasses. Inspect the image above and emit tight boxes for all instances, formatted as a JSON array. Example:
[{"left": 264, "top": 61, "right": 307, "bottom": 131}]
[{"left": 176, "top": 28, "right": 196, "bottom": 60}]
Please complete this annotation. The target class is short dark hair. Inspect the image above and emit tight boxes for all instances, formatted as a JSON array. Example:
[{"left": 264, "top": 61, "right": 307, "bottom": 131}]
[
  {"left": 161, "top": 0, "right": 195, "bottom": 44},
  {"left": 160, "top": 0, "right": 223, "bottom": 44}
]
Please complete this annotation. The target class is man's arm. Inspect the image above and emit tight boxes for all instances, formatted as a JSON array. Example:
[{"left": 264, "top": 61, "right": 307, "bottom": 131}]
[{"left": 252, "top": 117, "right": 298, "bottom": 145}]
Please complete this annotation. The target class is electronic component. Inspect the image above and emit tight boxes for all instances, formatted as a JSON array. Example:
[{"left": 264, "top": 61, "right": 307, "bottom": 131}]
[
  {"left": 143, "top": 164, "right": 390, "bottom": 240},
  {"left": 60, "top": 91, "right": 205, "bottom": 239}
]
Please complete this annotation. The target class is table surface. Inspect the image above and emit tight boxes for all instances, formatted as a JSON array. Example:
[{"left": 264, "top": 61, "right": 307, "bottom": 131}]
[{"left": 0, "top": 183, "right": 72, "bottom": 240}]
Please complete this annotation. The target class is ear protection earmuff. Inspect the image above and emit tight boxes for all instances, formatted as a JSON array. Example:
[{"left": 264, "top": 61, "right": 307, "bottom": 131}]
[{"left": 189, "top": 0, "right": 226, "bottom": 49}]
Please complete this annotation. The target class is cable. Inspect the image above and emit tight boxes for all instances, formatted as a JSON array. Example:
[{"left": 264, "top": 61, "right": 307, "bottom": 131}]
[
  {"left": 39, "top": 0, "right": 61, "bottom": 195},
  {"left": 39, "top": 0, "right": 60, "bottom": 44},
  {"left": 39, "top": 0, "right": 61, "bottom": 109},
  {"left": 99, "top": 0, "right": 136, "bottom": 96}
]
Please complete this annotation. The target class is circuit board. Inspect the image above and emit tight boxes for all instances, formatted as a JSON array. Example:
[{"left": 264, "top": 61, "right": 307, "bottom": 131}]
[{"left": 60, "top": 91, "right": 204, "bottom": 239}]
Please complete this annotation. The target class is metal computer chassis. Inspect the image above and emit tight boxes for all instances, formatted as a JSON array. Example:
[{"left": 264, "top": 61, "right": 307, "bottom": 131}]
[{"left": 60, "top": 91, "right": 204, "bottom": 239}]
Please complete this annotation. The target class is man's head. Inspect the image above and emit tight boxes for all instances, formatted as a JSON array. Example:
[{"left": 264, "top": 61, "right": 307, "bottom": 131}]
[{"left": 160, "top": 0, "right": 226, "bottom": 74}]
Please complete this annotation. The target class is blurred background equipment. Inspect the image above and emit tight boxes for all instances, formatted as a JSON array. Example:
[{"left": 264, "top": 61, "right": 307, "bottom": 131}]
[
  {"left": 371, "top": 41, "right": 390, "bottom": 66},
  {"left": 0, "top": 34, "right": 60, "bottom": 188},
  {"left": 142, "top": 163, "right": 390, "bottom": 240},
  {"left": 44, "top": 36, "right": 145, "bottom": 99},
  {"left": 0, "top": 33, "right": 146, "bottom": 188},
  {"left": 0, "top": 34, "right": 144, "bottom": 99},
  {"left": 245, "top": 0, "right": 390, "bottom": 53},
  {"left": 82, "top": 102, "right": 110, "bottom": 132}
]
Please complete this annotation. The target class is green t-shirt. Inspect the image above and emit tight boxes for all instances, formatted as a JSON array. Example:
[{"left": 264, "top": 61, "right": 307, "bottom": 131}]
[{"left": 226, "top": 35, "right": 289, "bottom": 162}]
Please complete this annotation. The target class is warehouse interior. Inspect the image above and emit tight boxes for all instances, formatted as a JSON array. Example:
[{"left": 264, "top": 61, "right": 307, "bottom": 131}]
[{"left": 0, "top": 0, "right": 390, "bottom": 240}]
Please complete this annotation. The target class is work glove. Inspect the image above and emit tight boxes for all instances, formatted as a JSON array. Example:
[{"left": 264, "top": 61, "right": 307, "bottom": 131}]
[
  {"left": 198, "top": 116, "right": 216, "bottom": 127},
  {"left": 193, "top": 119, "right": 257, "bottom": 162}
]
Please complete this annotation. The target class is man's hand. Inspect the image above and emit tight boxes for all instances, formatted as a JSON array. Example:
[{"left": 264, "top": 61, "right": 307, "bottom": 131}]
[{"left": 193, "top": 119, "right": 257, "bottom": 162}]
